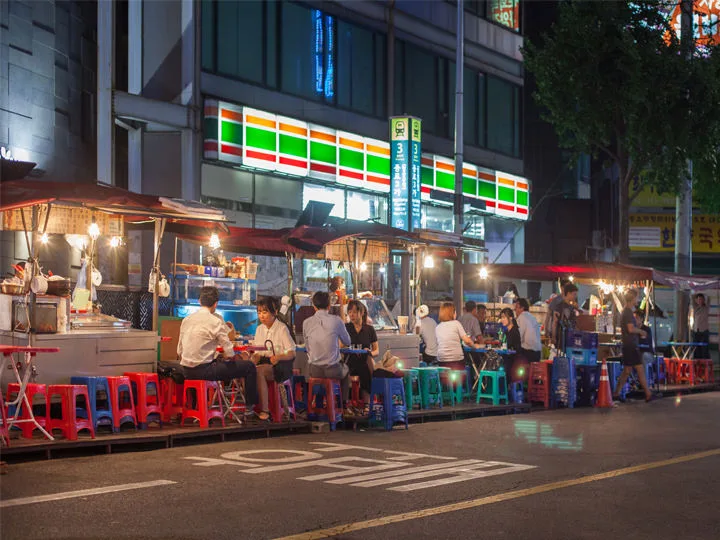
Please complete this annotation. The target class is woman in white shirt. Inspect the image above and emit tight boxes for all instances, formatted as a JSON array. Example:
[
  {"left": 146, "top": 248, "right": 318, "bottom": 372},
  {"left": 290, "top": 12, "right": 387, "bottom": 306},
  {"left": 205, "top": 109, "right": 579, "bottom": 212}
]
[
  {"left": 246, "top": 297, "right": 296, "bottom": 421},
  {"left": 435, "top": 302, "right": 479, "bottom": 370}
]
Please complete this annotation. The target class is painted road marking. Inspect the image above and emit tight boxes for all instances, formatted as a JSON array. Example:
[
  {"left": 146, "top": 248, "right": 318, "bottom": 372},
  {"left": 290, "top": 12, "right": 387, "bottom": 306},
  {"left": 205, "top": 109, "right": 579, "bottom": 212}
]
[
  {"left": 0, "top": 480, "right": 177, "bottom": 508},
  {"left": 272, "top": 448, "right": 720, "bottom": 540},
  {"left": 184, "top": 442, "right": 535, "bottom": 492}
]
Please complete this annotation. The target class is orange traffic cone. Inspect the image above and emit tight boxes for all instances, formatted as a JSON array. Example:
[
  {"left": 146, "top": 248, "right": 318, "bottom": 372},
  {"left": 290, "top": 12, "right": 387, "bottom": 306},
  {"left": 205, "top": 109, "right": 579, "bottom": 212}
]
[{"left": 595, "top": 359, "right": 614, "bottom": 408}]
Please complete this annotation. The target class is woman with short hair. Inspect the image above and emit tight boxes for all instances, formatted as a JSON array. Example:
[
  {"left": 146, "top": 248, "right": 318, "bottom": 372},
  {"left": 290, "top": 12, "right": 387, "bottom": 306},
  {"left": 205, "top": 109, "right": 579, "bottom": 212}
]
[
  {"left": 435, "top": 302, "right": 479, "bottom": 370},
  {"left": 345, "top": 299, "right": 379, "bottom": 412}
]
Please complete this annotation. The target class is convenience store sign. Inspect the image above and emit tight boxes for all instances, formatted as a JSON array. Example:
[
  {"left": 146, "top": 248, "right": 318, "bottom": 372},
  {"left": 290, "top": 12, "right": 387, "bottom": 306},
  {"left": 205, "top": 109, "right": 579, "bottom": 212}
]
[{"left": 204, "top": 100, "right": 529, "bottom": 221}]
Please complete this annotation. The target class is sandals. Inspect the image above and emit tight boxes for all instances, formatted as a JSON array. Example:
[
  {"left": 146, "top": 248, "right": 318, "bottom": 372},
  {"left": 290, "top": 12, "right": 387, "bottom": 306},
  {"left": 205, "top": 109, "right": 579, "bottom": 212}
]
[{"left": 256, "top": 411, "right": 271, "bottom": 422}]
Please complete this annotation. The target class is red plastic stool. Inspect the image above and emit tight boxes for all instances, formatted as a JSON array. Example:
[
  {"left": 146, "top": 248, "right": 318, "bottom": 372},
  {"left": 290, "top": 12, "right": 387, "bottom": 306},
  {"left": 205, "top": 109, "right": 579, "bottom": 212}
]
[
  {"left": 348, "top": 375, "right": 364, "bottom": 410},
  {"left": 160, "top": 378, "right": 184, "bottom": 423},
  {"left": 106, "top": 376, "right": 138, "bottom": 431},
  {"left": 676, "top": 359, "right": 695, "bottom": 384},
  {"left": 124, "top": 372, "right": 162, "bottom": 428},
  {"left": 181, "top": 380, "right": 225, "bottom": 428},
  {"left": 0, "top": 390, "right": 9, "bottom": 446},
  {"left": 664, "top": 358, "right": 678, "bottom": 384},
  {"left": 6, "top": 383, "right": 48, "bottom": 438},
  {"left": 307, "top": 378, "right": 343, "bottom": 429},
  {"left": 528, "top": 362, "right": 551, "bottom": 409},
  {"left": 694, "top": 359, "right": 714, "bottom": 383},
  {"left": 47, "top": 385, "right": 95, "bottom": 441},
  {"left": 254, "top": 380, "right": 297, "bottom": 423}
]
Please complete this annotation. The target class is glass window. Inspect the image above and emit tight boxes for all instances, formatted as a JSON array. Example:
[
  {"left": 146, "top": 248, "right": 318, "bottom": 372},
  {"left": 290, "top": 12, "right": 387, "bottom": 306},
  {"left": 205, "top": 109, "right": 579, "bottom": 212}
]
[
  {"left": 421, "top": 204, "right": 454, "bottom": 233},
  {"left": 266, "top": 0, "right": 278, "bottom": 88},
  {"left": 201, "top": 0, "right": 215, "bottom": 71},
  {"left": 280, "top": 3, "right": 317, "bottom": 99},
  {"left": 303, "top": 184, "right": 346, "bottom": 219},
  {"left": 255, "top": 174, "right": 303, "bottom": 211},
  {"left": 337, "top": 21, "right": 375, "bottom": 116},
  {"left": 450, "top": 65, "right": 480, "bottom": 146},
  {"left": 488, "top": 0, "right": 520, "bottom": 32},
  {"left": 374, "top": 34, "right": 387, "bottom": 117},
  {"left": 487, "top": 75, "right": 519, "bottom": 156},
  {"left": 393, "top": 42, "right": 405, "bottom": 116},
  {"left": 216, "top": 0, "right": 263, "bottom": 83},
  {"left": 403, "top": 44, "right": 438, "bottom": 134},
  {"left": 346, "top": 191, "right": 388, "bottom": 224}
]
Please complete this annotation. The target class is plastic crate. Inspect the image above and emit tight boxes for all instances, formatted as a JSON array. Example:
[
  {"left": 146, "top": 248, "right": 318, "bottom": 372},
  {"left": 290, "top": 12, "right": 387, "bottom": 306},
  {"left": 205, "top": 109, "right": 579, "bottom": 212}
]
[
  {"left": 567, "top": 347, "right": 598, "bottom": 366},
  {"left": 565, "top": 330, "right": 599, "bottom": 350},
  {"left": 551, "top": 356, "right": 576, "bottom": 408}
]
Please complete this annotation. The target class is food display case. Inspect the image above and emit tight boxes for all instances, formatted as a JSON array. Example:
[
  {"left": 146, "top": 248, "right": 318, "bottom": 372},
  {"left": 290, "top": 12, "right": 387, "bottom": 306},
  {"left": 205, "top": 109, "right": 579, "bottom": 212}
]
[{"left": 172, "top": 274, "right": 259, "bottom": 337}]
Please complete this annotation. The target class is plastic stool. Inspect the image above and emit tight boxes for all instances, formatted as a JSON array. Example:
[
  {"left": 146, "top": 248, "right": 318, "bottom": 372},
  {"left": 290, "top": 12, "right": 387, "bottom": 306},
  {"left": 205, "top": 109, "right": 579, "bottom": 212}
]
[
  {"left": 160, "top": 378, "right": 184, "bottom": 423},
  {"left": 124, "top": 372, "right": 162, "bottom": 428},
  {"left": 47, "top": 385, "right": 96, "bottom": 441},
  {"left": 70, "top": 376, "right": 113, "bottom": 431},
  {"left": 0, "top": 390, "right": 9, "bottom": 446},
  {"left": 528, "top": 362, "right": 551, "bottom": 409},
  {"left": 106, "top": 376, "right": 138, "bottom": 431},
  {"left": 416, "top": 367, "right": 443, "bottom": 409},
  {"left": 450, "top": 370, "right": 467, "bottom": 405},
  {"left": 369, "top": 377, "right": 408, "bottom": 431},
  {"left": 348, "top": 376, "right": 364, "bottom": 410},
  {"left": 402, "top": 368, "right": 422, "bottom": 410},
  {"left": 664, "top": 358, "right": 678, "bottom": 384},
  {"left": 291, "top": 375, "right": 307, "bottom": 411},
  {"left": 307, "top": 378, "right": 343, "bottom": 430},
  {"left": 510, "top": 381, "right": 524, "bottom": 404},
  {"left": 181, "top": 380, "right": 225, "bottom": 428},
  {"left": 476, "top": 370, "right": 509, "bottom": 405},
  {"left": 437, "top": 367, "right": 456, "bottom": 406},
  {"left": 255, "top": 380, "right": 297, "bottom": 423},
  {"left": 6, "top": 383, "right": 48, "bottom": 438},
  {"left": 676, "top": 359, "right": 695, "bottom": 384}
]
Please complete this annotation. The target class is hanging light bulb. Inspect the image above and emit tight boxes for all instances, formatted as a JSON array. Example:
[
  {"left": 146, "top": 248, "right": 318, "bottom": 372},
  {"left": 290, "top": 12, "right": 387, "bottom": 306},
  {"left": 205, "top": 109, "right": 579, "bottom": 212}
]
[
  {"left": 423, "top": 255, "right": 434, "bottom": 269},
  {"left": 360, "top": 262, "right": 367, "bottom": 272},
  {"left": 88, "top": 221, "right": 100, "bottom": 240},
  {"left": 209, "top": 233, "right": 221, "bottom": 249},
  {"left": 40, "top": 233, "right": 49, "bottom": 244},
  {"left": 110, "top": 236, "right": 121, "bottom": 248},
  {"left": 479, "top": 266, "right": 489, "bottom": 280},
  {"left": 379, "top": 265, "right": 386, "bottom": 274},
  {"left": 568, "top": 275, "right": 575, "bottom": 283}
]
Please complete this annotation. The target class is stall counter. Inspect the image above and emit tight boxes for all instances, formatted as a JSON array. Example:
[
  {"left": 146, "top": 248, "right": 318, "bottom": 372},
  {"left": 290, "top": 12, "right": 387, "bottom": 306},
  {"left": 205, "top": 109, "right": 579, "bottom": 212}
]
[{"left": 0, "top": 329, "right": 158, "bottom": 386}]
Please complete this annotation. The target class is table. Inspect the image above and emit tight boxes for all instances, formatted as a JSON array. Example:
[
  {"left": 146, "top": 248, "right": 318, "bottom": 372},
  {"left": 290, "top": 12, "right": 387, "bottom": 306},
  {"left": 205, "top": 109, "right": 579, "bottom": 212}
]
[
  {"left": 463, "top": 347, "right": 516, "bottom": 392},
  {"left": 661, "top": 341, "right": 707, "bottom": 361},
  {"left": 294, "top": 346, "right": 369, "bottom": 355},
  {"left": 0, "top": 345, "right": 60, "bottom": 443}
]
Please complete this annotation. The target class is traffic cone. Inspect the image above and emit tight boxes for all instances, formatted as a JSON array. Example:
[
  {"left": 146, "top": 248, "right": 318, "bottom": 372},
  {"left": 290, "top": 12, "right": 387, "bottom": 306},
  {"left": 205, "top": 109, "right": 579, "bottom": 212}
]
[{"left": 595, "top": 359, "right": 614, "bottom": 408}]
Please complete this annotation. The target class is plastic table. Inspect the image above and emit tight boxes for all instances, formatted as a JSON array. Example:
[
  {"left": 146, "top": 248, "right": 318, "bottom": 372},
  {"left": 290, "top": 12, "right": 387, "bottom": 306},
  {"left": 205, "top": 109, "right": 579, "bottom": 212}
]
[
  {"left": 661, "top": 341, "right": 707, "bottom": 361},
  {"left": 294, "top": 346, "right": 369, "bottom": 355},
  {"left": 463, "top": 347, "right": 516, "bottom": 391},
  {"left": 0, "top": 345, "right": 60, "bottom": 443}
]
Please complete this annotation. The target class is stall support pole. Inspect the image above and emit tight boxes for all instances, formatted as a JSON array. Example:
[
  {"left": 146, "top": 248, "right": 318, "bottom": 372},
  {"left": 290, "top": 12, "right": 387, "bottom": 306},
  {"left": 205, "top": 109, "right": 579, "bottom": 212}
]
[
  {"left": 400, "top": 254, "right": 411, "bottom": 318},
  {"left": 286, "top": 252, "right": 294, "bottom": 298},
  {"left": 151, "top": 219, "right": 166, "bottom": 333},
  {"left": 28, "top": 207, "right": 40, "bottom": 349}
]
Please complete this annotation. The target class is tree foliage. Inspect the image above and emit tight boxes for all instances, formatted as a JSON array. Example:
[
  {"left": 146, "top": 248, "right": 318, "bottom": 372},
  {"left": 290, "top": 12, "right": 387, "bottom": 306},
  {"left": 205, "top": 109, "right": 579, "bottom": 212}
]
[{"left": 523, "top": 0, "right": 720, "bottom": 260}]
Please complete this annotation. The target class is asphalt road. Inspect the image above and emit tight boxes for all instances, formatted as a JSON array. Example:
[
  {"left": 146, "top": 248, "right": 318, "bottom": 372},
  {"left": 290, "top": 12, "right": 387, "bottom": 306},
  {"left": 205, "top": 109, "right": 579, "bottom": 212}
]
[{"left": 1, "top": 392, "right": 719, "bottom": 540}]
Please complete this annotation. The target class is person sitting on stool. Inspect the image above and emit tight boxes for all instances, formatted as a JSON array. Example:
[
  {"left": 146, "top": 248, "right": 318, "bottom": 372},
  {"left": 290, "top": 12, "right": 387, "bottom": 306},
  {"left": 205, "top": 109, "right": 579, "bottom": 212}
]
[{"left": 178, "top": 286, "right": 259, "bottom": 413}]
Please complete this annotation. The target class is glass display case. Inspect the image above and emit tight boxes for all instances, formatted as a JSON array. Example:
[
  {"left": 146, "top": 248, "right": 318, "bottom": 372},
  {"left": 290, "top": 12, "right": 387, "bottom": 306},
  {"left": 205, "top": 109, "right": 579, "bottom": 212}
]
[{"left": 361, "top": 298, "right": 397, "bottom": 331}]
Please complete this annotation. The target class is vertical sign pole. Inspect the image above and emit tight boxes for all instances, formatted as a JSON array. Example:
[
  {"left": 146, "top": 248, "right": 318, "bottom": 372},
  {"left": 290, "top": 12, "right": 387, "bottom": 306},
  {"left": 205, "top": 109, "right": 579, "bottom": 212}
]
[{"left": 453, "top": 0, "right": 465, "bottom": 315}]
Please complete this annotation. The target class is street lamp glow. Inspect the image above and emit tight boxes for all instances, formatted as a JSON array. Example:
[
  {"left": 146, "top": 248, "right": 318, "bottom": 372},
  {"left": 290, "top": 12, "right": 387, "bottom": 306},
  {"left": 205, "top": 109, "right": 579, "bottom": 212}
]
[
  {"left": 423, "top": 255, "right": 434, "bottom": 269},
  {"left": 209, "top": 233, "right": 221, "bottom": 249},
  {"left": 568, "top": 275, "right": 575, "bottom": 282},
  {"left": 40, "top": 233, "right": 49, "bottom": 244},
  {"left": 379, "top": 265, "right": 386, "bottom": 274},
  {"left": 88, "top": 222, "right": 100, "bottom": 240},
  {"left": 360, "top": 262, "right": 367, "bottom": 272},
  {"left": 479, "top": 266, "right": 489, "bottom": 279},
  {"left": 110, "top": 236, "right": 121, "bottom": 248}
]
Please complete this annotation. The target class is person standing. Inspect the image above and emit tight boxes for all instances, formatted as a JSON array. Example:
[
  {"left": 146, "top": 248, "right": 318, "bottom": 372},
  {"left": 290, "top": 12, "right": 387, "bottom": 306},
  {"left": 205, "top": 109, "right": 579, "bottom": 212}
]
[
  {"left": 345, "top": 300, "right": 379, "bottom": 408},
  {"left": 551, "top": 283, "right": 579, "bottom": 349},
  {"left": 499, "top": 308, "right": 522, "bottom": 382},
  {"left": 303, "top": 291, "right": 352, "bottom": 402},
  {"left": 179, "top": 286, "right": 259, "bottom": 411},
  {"left": 691, "top": 293, "right": 710, "bottom": 359},
  {"left": 436, "top": 302, "right": 480, "bottom": 370},
  {"left": 514, "top": 298, "right": 542, "bottom": 363},
  {"left": 613, "top": 290, "right": 653, "bottom": 403},
  {"left": 415, "top": 304, "right": 438, "bottom": 364},
  {"left": 457, "top": 301, "right": 482, "bottom": 341},
  {"left": 544, "top": 279, "right": 571, "bottom": 340}
]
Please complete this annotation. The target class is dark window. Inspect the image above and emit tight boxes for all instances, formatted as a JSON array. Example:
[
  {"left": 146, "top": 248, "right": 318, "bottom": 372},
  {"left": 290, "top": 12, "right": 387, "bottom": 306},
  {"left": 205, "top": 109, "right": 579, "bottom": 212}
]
[
  {"left": 487, "top": 75, "right": 520, "bottom": 157},
  {"left": 402, "top": 43, "right": 438, "bottom": 134},
  {"left": 201, "top": 0, "right": 215, "bottom": 71},
  {"left": 338, "top": 20, "right": 379, "bottom": 116},
  {"left": 266, "top": 0, "right": 278, "bottom": 88},
  {"left": 449, "top": 65, "right": 480, "bottom": 146},
  {"left": 217, "top": 0, "right": 263, "bottom": 83}
]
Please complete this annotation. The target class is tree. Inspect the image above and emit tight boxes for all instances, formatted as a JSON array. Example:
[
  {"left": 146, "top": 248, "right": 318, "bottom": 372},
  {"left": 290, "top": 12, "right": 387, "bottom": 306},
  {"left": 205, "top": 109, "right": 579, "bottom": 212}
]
[{"left": 523, "top": 0, "right": 720, "bottom": 262}]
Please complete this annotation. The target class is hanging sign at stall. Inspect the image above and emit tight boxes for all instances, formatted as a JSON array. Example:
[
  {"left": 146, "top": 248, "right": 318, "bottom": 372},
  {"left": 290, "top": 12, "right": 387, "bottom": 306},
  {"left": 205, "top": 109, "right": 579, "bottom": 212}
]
[
  {"left": 2, "top": 206, "right": 124, "bottom": 236},
  {"left": 629, "top": 213, "right": 720, "bottom": 253}
]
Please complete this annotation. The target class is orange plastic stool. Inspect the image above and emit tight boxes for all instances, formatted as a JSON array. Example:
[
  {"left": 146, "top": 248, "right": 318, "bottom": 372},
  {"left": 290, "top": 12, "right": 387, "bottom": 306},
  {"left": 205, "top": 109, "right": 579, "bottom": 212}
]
[
  {"left": 676, "top": 359, "right": 695, "bottom": 384},
  {"left": 6, "top": 383, "right": 48, "bottom": 438},
  {"left": 47, "top": 385, "right": 95, "bottom": 440},
  {"left": 664, "top": 358, "right": 678, "bottom": 384},
  {"left": 124, "top": 372, "right": 162, "bottom": 428},
  {"left": 160, "top": 378, "right": 184, "bottom": 423},
  {"left": 528, "top": 362, "right": 551, "bottom": 409},
  {"left": 181, "top": 380, "right": 225, "bottom": 428},
  {"left": 106, "top": 376, "right": 138, "bottom": 431}
]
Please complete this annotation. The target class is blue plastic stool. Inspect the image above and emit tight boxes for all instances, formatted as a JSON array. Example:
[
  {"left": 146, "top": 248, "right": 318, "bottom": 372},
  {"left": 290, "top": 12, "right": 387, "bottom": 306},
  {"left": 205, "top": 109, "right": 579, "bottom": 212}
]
[
  {"left": 606, "top": 361, "right": 629, "bottom": 400},
  {"left": 476, "top": 369, "right": 509, "bottom": 405},
  {"left": 307, "top": 378, "right": 343, "bottom": 430},
  {"left": 416, "top": 367, "right": 443, "bottom": 409},
  {"left": 70, "top": 376, "right": 114, "bottom": 431},
  {"left": 369, "top": 378, "right": 408, "bottom": 431},
  {"left": 551, "top": 356, "right": 576, "bottom": 408},
  {"left": 510, "top": 381, "right": 524, "bottom": 404},
  {"left": 402, "top": 369, "right": 422, "bottom": 410}
]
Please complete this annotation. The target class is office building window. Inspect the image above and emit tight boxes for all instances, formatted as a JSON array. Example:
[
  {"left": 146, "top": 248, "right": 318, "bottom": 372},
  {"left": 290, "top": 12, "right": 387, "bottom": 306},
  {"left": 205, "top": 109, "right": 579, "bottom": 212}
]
[
  {"left": 337, "top": 21, "right": 386, "bottom": 117},
  {"left": 216, "top": 0, "right": 263, "bottom": 83},
  {"left": 449, "top": 66, "right": 482, "bottom": 146},
  {"left": 487, "top": 75, "right": 520, "bottom": 157},
  {"left": 280, "top": 3, "right": 317, "bottom": 100},
  {"left": 201, "top": 0, "right": 215, "bottom": 71},
  {"left": 396, "top": 42, "right": 438, "bottom": 134},
  {"left": 488, "top": 0, "right": 520, "bottom": 32}
]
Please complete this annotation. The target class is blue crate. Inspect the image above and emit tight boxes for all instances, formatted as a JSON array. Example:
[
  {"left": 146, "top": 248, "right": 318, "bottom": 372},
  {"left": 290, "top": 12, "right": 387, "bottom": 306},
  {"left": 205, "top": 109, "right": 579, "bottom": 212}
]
[
  {"left": 566, "top": 330, "right": 599, "bottom": 350},
  {"left": 567, "top": 347, "right": 598, "bottom": 366}
]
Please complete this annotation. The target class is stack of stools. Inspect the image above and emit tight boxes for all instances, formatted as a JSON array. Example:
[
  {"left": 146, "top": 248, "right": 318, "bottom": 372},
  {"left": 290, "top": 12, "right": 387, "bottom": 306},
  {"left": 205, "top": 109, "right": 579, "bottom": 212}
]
[
  {"left": 369, "top": 377, "right": 408, "bottom": 431},
  {"left": 402, "top": 368, "right": 422, "bottom": 410},
  {"left": 653, "top": 355, "right": 667, "bottom": 387},
  {"left": 181, "top": 380, "right": 225, "bottom": 428},
  {"left": 106, "top": 376, "right": 138, "bottom": 431},
  {"left": 256, "top": 380, "right": 296, "bottom": 423},
  {"left": 124, "top": 372, "right": 162, "bottom": 428},
  {"left": 676, "top": 359, "right": 695, "bottom": 384},
  {"left": 6, "top": 383, "right": 48, "bottom": 438},
  {"left": 509, "top": 381, "right": 524, "bottom": 404},
  {"left": 664, "top": 358, "right": 678, "bottom": 384},
  {"left": 694, "top": 359, "right": 714, "bottom": 383},
  {"left": 47, "top": 384, "right": 95, "bottom": 440},
  {"left": 476, "top": 369, "right": 509, "bottom": 406},
  {"left": 528, "top": 361, "right": 551, "bottom": 409},
  {"left": 291, "top": 371, "right": 307, "bottom": 412},
  {"left": 550, "top": 356, "right": 576, "bottom": 408},
  {"left": 347, "top": 376, "right": 364, "bottom": 412},
  {"left": 307, "top": 378, "right": 343, "bottom": 430},
  {"left": 416, "top": 367, "right": 443, "bottom": 409},
  {"left": 70, "top": 376, "right": 114, "bottom": 432},
  {"left": 160, "top": 378, "right": 185, "bottom": 423}
]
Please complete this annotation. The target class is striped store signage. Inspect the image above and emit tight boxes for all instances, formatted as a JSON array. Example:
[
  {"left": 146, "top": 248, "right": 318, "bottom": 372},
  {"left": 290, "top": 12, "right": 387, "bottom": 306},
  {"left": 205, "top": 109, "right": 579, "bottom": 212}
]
[
  {"left": 515, "top": 178, "right": 529, "bottom": 218},
  {"left": 203, "top": 99, "right": 219, "bottom": 160},
  {"left": 477, "top": 166, "right": 497, "bottom": 211},
  {"left": 337, "top": 131, "right": 366, "bottom": 188},
  {"left": 365, "top": 138, "right": 391, "bottom": 193},
  {"left": 420, "top": 154, "right": 434, "bottom": 200},
  {"left": 462, "top": 164, "right": 478, "bottom": 198},
  {"left": 243, "top": 107, "right": 277, "bottom": 171},
  {"left": 218, "top": 102, "right": 244, "bottom": 165},
  {"left": 309, "top": 125, "right": 337, "bottom": 181},
  {"left": 276, "top": 115, "right": 309, "bottom": 177},
  {"left": 434, "top": 156, "right": 455, "bottom": 193},
  {"left": 495, "top": 172, "right": 519, "bottom": 219}
]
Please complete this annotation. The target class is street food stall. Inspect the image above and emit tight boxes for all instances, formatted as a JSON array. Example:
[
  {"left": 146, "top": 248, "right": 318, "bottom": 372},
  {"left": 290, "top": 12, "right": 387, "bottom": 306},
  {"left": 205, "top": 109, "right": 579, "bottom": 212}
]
[{"left": 0, "top": 180, "right": 228, "bottom": 386}]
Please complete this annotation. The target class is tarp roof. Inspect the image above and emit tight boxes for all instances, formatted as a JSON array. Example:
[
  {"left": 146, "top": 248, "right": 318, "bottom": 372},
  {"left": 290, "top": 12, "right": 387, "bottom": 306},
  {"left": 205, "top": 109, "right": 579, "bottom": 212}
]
[{"left": 482, "top": 263, "right": 720, "bottom": 291}]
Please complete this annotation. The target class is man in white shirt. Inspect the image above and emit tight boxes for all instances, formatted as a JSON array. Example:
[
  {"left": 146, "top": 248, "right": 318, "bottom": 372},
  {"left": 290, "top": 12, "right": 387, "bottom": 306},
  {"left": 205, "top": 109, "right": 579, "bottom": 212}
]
[
  {"left": 415, "top": 304, "right": 438, "bottom": 364},
  {"left": 514, "top": 298, "right": 542, "bottom": 363},
  {"left": 303, "top": 291, "right": 352, "bottom": 400},
  {"left": 178, "top": 286, "right": 258, "bottom": 407},
  {"left": 457, "top": 301, "right": 482, "bottom": 341}
]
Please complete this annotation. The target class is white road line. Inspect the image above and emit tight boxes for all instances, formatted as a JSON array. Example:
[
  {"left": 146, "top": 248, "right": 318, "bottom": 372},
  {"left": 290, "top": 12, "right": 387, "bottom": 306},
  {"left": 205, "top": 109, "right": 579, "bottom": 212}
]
[{"left": 0, "top": 480, "right": 177, "bottom": 508}]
